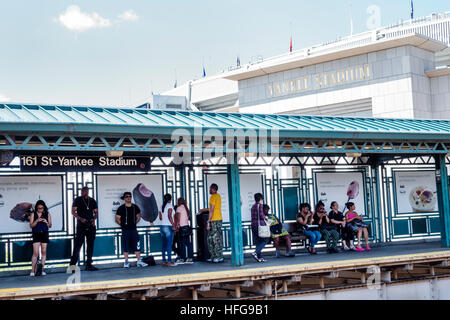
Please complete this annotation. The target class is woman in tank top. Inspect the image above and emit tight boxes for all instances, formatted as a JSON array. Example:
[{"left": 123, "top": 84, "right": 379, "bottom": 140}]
[
  {"left": 29, "top": 200, "right": 52, "bottom": 276},
  {"left": 345, "top": 202, "right": 370, "bottom": 252}
]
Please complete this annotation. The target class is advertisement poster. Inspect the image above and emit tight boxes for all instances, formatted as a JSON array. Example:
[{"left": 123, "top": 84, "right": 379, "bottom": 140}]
[
  {"left": 0, "top": 175, "right": 63, "bottom": 234},
  {"left": 205, "top": 174, "right": 263, "bottom": 222},
  {"left": 96, "top": 174, "right": 163, "bottom": 229},
  {"left": 394, "top": 170, "right": 438, "bottom": 214},
  {"left": 315, "top": 171, "right": 366, "bottom": 215}
]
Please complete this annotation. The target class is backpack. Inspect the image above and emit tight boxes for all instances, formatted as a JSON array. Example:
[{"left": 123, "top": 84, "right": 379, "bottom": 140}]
[{"left": 142, "top": 256, "right": 156, "bottom": 266}]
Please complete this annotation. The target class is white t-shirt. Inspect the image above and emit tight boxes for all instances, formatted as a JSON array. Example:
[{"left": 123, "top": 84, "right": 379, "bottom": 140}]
[{"left": 160, "top": 203, "right": 174, "bottom": 226}]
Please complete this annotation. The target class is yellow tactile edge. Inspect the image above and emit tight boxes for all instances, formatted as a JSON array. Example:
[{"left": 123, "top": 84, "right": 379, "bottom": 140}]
[{"left": 1, "top": 250, "right": 449, "bottom": 298}]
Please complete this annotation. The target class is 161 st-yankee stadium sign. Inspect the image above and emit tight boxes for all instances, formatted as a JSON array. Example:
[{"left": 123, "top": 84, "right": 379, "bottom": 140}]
[{"left": 20, "top": 155, "right": 151, "bottom": 172}]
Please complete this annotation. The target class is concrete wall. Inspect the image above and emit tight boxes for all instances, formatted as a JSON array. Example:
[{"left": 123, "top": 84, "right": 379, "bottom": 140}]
[
  {"left": 431, "top": 74, "right": 450, "bottom": 119},
  {"left": 238, "top": 45, "right": 437, "bottom": 119}
]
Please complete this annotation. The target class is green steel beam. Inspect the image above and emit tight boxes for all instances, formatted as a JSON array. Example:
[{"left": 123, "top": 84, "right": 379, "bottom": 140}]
[
  {"left": 227, "top": 161, "right": 244, "bottom": 266},
  {"left": 435, "top": 154, "right": 450, "bottom": 247}
]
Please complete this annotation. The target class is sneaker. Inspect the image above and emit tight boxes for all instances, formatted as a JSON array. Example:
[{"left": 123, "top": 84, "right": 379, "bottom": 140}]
[
  {"left": 30, "top": 272, "right": 35, "bottom": 277},
  {"left": 206, "top": 258, "right": 212, "bottom": 262},
  {"left": 166, "top": 262, "right": 176, "bottom": 267},
  {"left": 41, "top": 271, "right": 47, "bottom": 276},
  {"left": 185, "top": 258, "right": 194, "bottom": 264},
  {"left": 85, "top": 264, "right": 98, "bottom": 271},
  {"left": 212, "top": 258, "right": 224, "bottom": 263},
  {"left": 275, "top": 251, "right": 282, "bottom": 258},
  {"left": 286, "top": 250, "right": 296, "bottom": 257},
  {"left": 123, "top": 261, "right": 130, "bottom": 268},
  {"left": 137, "top": 260, "right": 148, "bottom": 267},
  {"left": 251, "top": 252, "right": 264, "bottom": 263}
]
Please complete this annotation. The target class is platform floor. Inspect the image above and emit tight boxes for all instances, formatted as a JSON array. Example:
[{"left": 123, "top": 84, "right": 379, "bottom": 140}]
[{"left": 0, "top": 241, "right": 449, "bottom": 297}]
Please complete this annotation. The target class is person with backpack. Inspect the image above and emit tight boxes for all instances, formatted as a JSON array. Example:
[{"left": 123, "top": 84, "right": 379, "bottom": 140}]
[
  {"left": 175, "top": 197, "right": 194, "bottom": 264},
  {"left": 263, "top": 204, "right": 295, "bottom": 258},
  {"left": 29, "top": 200, "right": 52, "bottom": 276},
  {"left": 115, "top": 192, "right": 147, "bottom": 268}
]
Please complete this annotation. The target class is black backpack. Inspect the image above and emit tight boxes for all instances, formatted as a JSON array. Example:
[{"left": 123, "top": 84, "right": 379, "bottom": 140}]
[{"left": 142, "top": 256, "right": 156, "bottom": 266}]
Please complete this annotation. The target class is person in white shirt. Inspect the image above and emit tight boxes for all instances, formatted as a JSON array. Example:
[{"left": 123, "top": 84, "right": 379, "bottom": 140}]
[{"left": 158, "top": 193, "right": 177, "bottom": 266}]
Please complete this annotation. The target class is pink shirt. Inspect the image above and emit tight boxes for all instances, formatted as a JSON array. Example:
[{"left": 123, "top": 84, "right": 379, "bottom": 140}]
[
  {"left": 348, "top": 213, "right": 358, "bottom": 220},
  {"left": 177, "top": 205, "right": 190, "bottom": 227}
]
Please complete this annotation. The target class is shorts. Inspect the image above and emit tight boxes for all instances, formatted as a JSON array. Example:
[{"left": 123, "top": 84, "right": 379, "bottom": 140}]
[
  {"left": 121, "top": 229, "right": 140, "bottom": 253},
  {"left": 32, "top": 232, "right": 49, "bottom": 243}
]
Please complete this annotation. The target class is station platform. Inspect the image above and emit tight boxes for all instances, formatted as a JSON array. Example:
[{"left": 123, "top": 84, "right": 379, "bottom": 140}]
[{"left": 1, "top": 241, "right": 450, "bottom": 300}]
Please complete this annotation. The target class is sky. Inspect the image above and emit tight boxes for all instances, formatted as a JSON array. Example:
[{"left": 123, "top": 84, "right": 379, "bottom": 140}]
[{"left": 0, "top": 0, "right": 449, "bottom": 107}]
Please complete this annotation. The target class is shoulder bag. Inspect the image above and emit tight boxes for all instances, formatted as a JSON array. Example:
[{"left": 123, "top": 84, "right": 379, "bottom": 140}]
[{"left": 257, "top": 204, "right": 271, "bottom": 238}]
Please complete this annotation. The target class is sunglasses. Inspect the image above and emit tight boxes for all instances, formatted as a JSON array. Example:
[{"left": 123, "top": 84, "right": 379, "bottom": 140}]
[{"left": 124, "top": 195, "right": 131, "bottom": 198}]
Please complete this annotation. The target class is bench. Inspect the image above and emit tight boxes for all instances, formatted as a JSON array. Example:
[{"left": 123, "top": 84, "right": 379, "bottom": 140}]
[{"left": 276, "top": 222, "right": 309, "bottom": 254}]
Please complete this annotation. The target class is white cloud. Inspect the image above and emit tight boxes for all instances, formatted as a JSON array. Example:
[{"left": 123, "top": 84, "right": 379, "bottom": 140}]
[
  {"left": 0, "top": 94, "right": 10, "bottom": 102},
  {"left": 57, "top": 5, "right": 112, "bottom": 32},
  {"left": 118, "top": 10, "right": 139, "bottom": 22}
]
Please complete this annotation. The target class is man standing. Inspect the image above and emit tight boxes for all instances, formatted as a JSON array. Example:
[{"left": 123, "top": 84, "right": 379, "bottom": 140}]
[
  {"left": 199, "top": 183, "right": 223, "bottom": 263},
  {"left": 115, "top": 192, "right": 147, "bottom": 268},
  {"left": 69, "top": 186, "right": 99, "bottom": 271}
]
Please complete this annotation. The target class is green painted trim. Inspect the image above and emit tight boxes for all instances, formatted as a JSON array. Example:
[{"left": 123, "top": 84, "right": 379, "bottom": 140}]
[
  {"left": 227, "top": 163, "right": 244, "bottom": 267},
  {"left": 435, "top": 155, "right": 450, "bottom": 247}
]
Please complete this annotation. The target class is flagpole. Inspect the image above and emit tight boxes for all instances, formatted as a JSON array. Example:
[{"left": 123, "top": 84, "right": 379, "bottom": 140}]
[{"left": 289, "top": 21, "right": 293, "bottom": 53}]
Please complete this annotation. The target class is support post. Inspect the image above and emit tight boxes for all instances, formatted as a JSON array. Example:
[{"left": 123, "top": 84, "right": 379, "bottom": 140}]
[
  {"left": 372, "top": 163, "right": 384, "bottom": 243},
  {"left": 227, "top": 162, "right": 244, "bottom": 266},
  {"left": 176, "top": 165, "right": 186, "bottom": 200},
  {"left": 435, "top": 154, "right": 450, "bottom": 247}
]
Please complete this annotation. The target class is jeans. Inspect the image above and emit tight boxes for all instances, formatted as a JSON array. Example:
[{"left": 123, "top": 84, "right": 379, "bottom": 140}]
[
  {"left": 179, "top": 226, "right": 194, "bottom": 260},
  {"left": 320, "top": 229, "right": 340, "bottom": 250},
  {"left": 252, "top": 226, "right": 269, "bottom": 258},
  {"left": 304, "top": 229, "right": 321, "bottom": 248},
  {"left": 160, "top": 226, "right": 174, "bottom": 263},
  {"left": 70, "top": 222, "right": 96, "bottom": 266}
]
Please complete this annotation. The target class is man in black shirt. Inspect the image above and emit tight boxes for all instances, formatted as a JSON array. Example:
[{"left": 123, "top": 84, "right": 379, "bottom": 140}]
[
  {"left": 115, "top": 192, "right": 147, "bottom": 268},
  {"left": 69, "top": 186, "right": 99, "bottom": 271}
]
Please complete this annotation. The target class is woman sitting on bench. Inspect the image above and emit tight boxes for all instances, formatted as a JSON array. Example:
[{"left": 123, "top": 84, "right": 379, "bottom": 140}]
[
  {"left": 297, "top": 203, "right": 321, "bottom": 255},
  {"left": 345, "top": 202, "right": 371, "bottom": 252},
  {"left": 263, "top": 204, "right": 295, "bottom": 258}
]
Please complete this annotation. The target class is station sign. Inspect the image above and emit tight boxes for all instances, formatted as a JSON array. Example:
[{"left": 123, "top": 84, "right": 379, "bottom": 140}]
[{"left": 20, "top": 155, "right": 151, "bottom": 172}]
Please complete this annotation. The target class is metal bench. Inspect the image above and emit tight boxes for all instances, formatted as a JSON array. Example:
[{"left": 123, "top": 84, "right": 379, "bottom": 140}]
[{"left": 276, "top": 222, "right": 309, "bottom": 254}]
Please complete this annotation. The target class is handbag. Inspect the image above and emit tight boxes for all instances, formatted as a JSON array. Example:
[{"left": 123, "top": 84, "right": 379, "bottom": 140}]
[{"left": 257, "top": 204, "right": 271, "bottom": 238}]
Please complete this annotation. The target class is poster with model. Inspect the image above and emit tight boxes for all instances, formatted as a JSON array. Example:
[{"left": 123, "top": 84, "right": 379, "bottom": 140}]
[
  {"left": 0, "top": 175, "right": 63, "bottom": 234},
  {"left": 315, "top": 171, "right": 366, "bottom": 215},
  {"left": 205, "top": 173, "right": 263, "bottom": 223},
  {"left": 96, "top": 174, "right": 163, "bottom": 229},
  {"left": 394, "top": 170, "right": 438, "bottom": 214}
]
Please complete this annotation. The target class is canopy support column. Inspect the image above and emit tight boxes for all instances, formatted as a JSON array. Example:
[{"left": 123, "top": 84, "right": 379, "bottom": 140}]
[
  {"left": 227, "top": 162, "right": 244, "bottom": 266},
  {"left": 435, "top": 154, "right": 450, "bottom": 247},
  {"left": 370, "top": 160, "right": 384, "bottom": 243}
]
